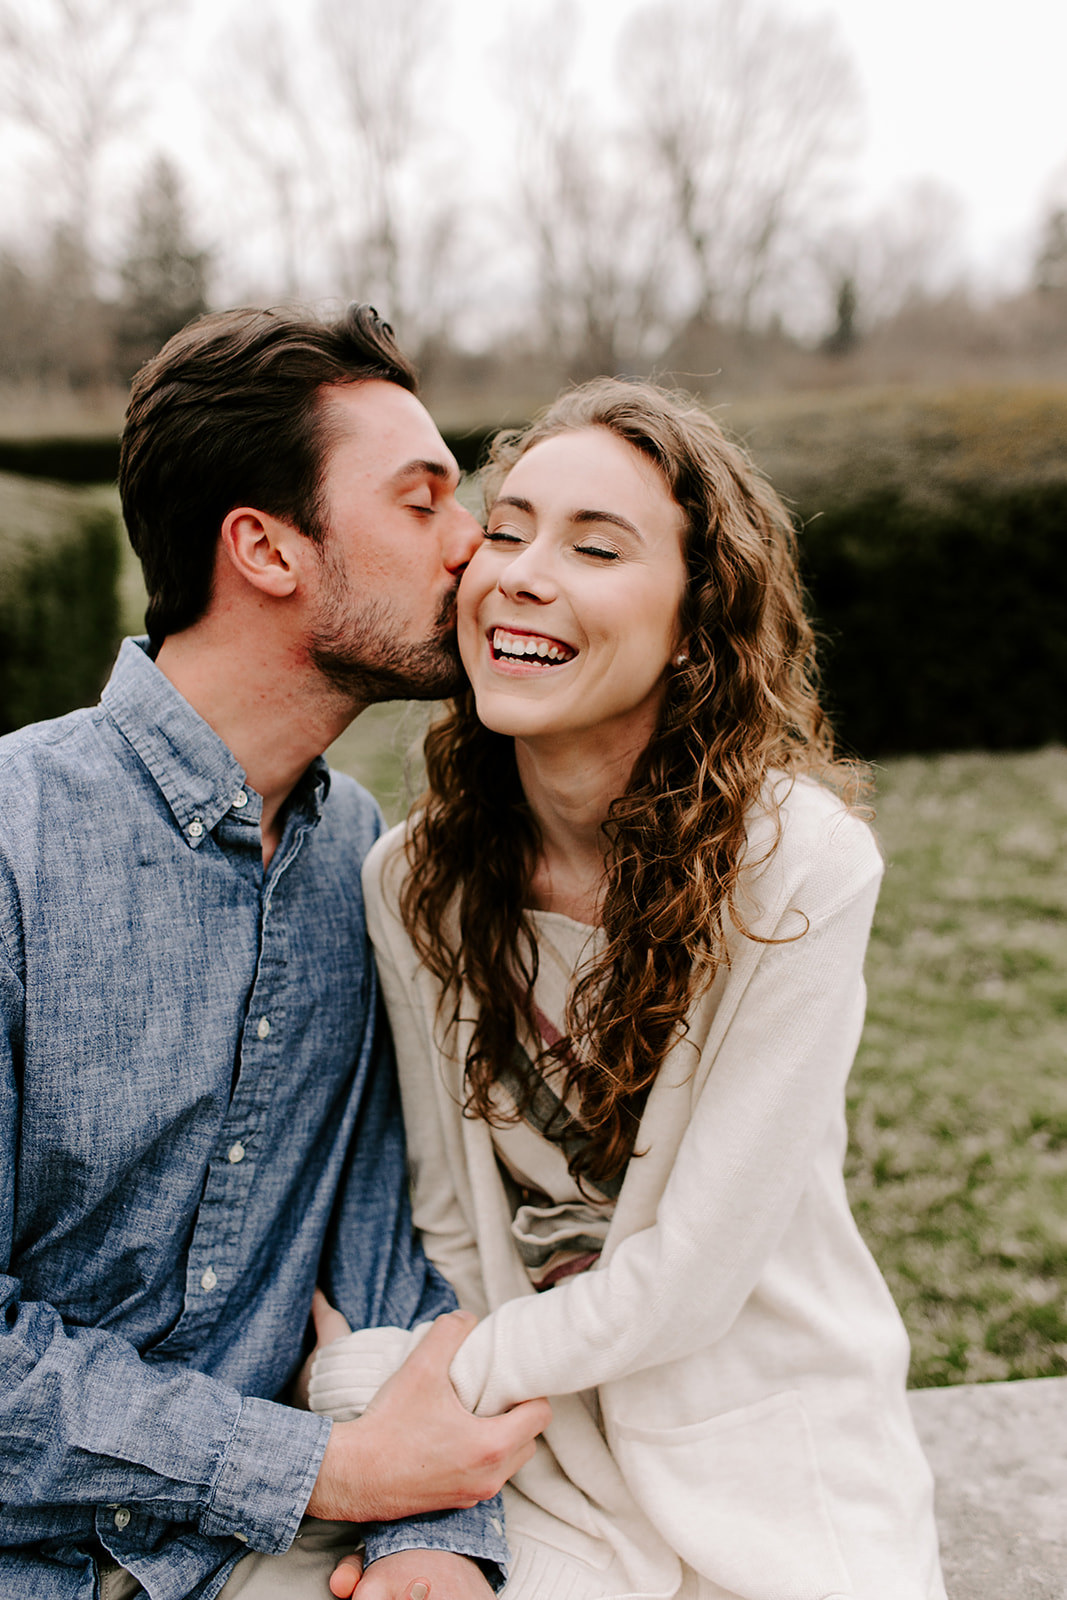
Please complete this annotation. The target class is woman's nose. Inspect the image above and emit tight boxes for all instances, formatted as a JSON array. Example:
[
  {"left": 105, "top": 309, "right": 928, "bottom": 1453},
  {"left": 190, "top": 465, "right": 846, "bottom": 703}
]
[{"left": 498, "top": 540, "right": 557, "bottom": 602}]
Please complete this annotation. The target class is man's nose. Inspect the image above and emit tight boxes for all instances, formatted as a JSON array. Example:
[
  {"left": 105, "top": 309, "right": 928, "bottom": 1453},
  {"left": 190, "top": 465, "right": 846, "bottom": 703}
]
[{"left": 442, "top": 505, "right": 483, "bottom": 574}]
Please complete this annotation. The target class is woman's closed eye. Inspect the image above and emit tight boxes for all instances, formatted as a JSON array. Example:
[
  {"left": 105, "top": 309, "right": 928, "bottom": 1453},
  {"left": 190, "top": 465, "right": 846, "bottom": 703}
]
[{"left": 574, "top": 542, "right": 620, "bottom": 561}]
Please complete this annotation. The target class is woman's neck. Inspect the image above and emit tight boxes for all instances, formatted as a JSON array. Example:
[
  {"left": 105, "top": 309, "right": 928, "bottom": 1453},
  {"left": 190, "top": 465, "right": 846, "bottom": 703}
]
[{"left": 515, "top": 730, "right": 646, "bottom": 924}]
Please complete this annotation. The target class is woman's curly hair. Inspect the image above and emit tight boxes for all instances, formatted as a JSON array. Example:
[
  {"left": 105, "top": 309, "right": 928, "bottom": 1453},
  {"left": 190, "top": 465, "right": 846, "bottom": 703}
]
[{"left": 400, "top": 378, "right": 866, "bottom": 1190}]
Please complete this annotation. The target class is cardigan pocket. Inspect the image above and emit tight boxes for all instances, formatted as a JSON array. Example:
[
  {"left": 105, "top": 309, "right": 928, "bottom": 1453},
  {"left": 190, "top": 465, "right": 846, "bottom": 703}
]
[{"left": 612, "top": 1389, "right": 853, "bottom": 1600}]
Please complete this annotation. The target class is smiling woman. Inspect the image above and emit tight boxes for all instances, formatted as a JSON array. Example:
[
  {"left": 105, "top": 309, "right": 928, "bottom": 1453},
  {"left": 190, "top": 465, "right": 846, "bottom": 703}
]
[
  {"left": 313, "top": 378, "right": 947, "bottom": 1600},
  {"left": 459, "top": 427, "right": 687, "bottom": 765}
]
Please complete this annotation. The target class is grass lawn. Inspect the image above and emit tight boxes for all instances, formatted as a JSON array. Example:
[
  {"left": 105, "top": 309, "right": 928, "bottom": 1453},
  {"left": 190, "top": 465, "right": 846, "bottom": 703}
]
[
  {"left": 327, "top": 717, "right": 1067, "bottom": 1390},
  {"left": 848, "top": 746, "right": 1067, "bottom": 1387}
]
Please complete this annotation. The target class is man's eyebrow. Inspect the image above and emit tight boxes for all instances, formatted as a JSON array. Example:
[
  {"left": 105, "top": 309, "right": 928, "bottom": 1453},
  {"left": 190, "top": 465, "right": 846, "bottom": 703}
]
[{"left": 390, "top": 458, "right": 456, "bottom": 485}]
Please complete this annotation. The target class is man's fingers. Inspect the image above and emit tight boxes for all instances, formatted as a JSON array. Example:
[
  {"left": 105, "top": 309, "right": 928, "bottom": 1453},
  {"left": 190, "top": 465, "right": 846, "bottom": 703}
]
[
  {"left": 312, "top": 1287, "right": 352, "bottom": 1346},
  {"left": 484, "top": 1395, "right": 552, "bottom": 1470},
  {"left": 505, "top": 1396, "right": 553, "bottom": 1436},
  {"left": 328, "top": 1550, "right": 364, "bottom": 1598},
  {"left": 404, "top": 1308, "right": 477, "bottom": 1370}
]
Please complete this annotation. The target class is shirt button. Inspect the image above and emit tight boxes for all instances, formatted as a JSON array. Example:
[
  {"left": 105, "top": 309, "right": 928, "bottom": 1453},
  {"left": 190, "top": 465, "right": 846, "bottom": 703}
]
[
  {"left": 232, "top": 790, "right": 248, "bottom": 810},
  {"left": 234, "top": 1531, "right": 249, "bottom": 1543},
  {"left": 187, "top": 819, "right": 204, "bottom": 839},
  {"left": 228, "top": 1142, "right": 245, "bottom": 1164},
  {"left": 256, "top": 1016, "right": 271, "bottom": 1039},
  {"left": 114, "top": 1507, "right": 131, "bottom": 1530},
  {"left": 200, "top": 1267, "right": 218, "bottom": 1292}
]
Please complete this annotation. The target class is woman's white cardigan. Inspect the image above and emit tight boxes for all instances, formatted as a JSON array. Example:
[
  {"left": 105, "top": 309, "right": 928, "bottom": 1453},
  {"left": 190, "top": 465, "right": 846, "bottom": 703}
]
[{"left": 355, "top": 779, "right": 945, "bottom": 1600}]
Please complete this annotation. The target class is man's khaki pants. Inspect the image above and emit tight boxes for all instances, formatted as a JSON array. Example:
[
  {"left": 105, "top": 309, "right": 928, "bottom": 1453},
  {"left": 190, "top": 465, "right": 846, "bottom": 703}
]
[{"left": 97, "top": 1519, "right": 363, "bottom": 1600}]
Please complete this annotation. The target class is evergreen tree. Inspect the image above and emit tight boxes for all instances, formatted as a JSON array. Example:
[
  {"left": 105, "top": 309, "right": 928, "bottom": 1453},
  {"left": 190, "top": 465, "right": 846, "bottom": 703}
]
[
  {"left": 1035, "top": 207, "right": 1067, "bottom": 295},
  {"left": 116, "top": 156, "right": 210, "bottom": 377},
  {"left": 823, "top": 273, "right": 858, "bottom": 356}
]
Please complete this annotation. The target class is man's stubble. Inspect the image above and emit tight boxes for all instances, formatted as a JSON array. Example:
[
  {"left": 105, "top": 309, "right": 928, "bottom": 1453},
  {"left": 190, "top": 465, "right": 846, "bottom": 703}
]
[{"left": 305, "top": 539, "right": 467, "bottom": 706}]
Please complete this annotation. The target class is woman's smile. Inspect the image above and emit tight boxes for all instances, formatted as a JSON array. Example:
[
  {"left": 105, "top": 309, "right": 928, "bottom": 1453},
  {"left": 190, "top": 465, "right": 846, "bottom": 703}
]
[{"left": 489, "top": 626, "right": 577, "bottom": 669}]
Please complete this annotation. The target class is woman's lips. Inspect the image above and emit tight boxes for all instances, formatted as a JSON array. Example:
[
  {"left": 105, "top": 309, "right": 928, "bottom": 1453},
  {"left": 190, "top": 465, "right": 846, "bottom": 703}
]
[{"left": 490, "top": 627, "right": 576, "bottom": 665}]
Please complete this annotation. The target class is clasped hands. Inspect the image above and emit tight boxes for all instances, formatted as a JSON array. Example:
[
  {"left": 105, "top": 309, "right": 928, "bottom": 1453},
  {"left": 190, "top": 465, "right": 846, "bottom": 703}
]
[{"left": 298, "top": 1290, "right": 550, "bottom": 1599}]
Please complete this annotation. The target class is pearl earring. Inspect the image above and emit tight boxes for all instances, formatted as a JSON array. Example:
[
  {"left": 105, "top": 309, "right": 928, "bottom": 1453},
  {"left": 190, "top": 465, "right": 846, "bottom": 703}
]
[{"left": 674, "top": 652, "right": 688, "bottom": 667}]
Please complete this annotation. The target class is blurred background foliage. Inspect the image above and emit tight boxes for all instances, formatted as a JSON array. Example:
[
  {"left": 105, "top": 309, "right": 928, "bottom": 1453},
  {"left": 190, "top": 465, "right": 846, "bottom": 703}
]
[{"left": 1, "top": 0, "right": 1066, "bottom": 1388}]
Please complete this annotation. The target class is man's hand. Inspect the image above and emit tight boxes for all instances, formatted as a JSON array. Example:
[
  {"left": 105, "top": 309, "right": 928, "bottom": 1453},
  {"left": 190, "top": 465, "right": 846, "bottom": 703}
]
[
  {"left": 306, "top": 1310, "right": 550, "bottom": 1523},
  {"left": 329, "top": 1548, "right": 495, "bottom": 1600}
]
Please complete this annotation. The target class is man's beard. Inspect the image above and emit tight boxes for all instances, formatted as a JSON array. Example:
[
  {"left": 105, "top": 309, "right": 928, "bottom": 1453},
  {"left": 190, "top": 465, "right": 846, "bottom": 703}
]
[{"left": 306, "top": 559, "right": 467, "bottom": 705}]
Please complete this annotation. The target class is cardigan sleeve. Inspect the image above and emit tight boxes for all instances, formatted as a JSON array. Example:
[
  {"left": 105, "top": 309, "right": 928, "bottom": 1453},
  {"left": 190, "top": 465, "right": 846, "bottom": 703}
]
[
  {"left": 362, "top": 831, "right": 490, "bottom": 1320},
  {"left": 360, "top": 806, "right": 883, "bottom": 1420}
]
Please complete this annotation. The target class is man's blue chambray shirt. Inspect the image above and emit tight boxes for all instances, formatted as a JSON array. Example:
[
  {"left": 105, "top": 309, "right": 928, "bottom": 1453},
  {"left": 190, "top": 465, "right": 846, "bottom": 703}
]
[{"left": 0, "top": 638, "right": 508, "bottom": 1600}]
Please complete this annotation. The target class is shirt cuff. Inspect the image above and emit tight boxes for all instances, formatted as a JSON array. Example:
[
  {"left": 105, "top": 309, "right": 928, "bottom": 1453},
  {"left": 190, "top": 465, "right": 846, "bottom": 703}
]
[
  {"left": 363, "top": 1501, "right": 510, "bottom": 1593},
  {"left": 200, "top": 1395, "right": 332, "bottom": 1552}
]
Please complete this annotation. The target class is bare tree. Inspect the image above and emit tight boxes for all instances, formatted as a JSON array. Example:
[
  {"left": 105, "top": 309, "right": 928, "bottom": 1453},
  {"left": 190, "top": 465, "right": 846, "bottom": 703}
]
[
  {"left": 501, "top": 1, "right": 669, "bottom": 379},
  {"left": 211, "top": 4, "right": 331, "bottom": 300},
  {"left": 0, "top": 0, "right": 177, "bottom": 268},
  {"left": 319, "top": 0, "right": 439, "bottom": 320},
  {"left": 619, "top": 0, "right": 861, "bottom": 333},
  {"left": 210, "top": 0, "right": 469, "bottom": 353}
]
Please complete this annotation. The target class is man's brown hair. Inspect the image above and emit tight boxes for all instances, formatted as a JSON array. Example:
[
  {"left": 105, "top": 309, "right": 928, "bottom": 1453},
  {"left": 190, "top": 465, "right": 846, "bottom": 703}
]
[{"left": 119, "top": 303, "right": 417, "bottom": 646}]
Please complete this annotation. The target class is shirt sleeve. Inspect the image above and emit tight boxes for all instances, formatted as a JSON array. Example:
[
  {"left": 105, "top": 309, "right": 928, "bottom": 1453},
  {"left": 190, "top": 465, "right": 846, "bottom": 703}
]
[
  {"left": 0, "top": 940, "right": 330, "bottom": 1552},
  {"left": 315, "top": 968, "right": 509, "bottom": 1587}
]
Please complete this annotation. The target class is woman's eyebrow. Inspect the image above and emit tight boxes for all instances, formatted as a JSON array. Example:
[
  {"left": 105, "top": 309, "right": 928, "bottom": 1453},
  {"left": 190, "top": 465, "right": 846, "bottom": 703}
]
[
  {"left": 572, "top": 508, "right": 641, "bottom": 537},
  {"left": 491, "top": 495, "right": 641, "bottom": 539}
]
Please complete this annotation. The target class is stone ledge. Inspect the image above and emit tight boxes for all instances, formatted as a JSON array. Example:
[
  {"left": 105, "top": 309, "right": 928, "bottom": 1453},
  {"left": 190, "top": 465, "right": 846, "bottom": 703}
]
[{"left": 908, "top": 1376, "right": 1067, "bottom": 1599}]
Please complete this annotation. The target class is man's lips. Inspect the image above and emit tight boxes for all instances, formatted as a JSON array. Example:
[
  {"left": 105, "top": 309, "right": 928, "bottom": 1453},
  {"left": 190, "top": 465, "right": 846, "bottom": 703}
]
[{"left": 490, "top": 627, "right": 576, "bottom": 665}]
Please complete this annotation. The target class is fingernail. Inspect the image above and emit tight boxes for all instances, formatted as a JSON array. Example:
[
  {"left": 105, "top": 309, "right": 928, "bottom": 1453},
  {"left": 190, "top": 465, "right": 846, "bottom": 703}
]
[{"left": 410, "top": 1585, "right": 429, "bottom": 1600}]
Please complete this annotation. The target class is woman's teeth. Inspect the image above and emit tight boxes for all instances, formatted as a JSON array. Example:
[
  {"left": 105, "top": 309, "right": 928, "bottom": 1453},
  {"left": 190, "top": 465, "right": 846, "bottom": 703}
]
[{"left": 492, "top": 628, "right": 573, "bottom": 663}]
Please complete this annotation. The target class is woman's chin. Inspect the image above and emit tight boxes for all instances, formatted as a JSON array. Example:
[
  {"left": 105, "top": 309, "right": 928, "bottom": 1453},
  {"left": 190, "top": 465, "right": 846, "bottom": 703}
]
[{"left": 471, "top": 685, "right": 563, "bottom": 742}]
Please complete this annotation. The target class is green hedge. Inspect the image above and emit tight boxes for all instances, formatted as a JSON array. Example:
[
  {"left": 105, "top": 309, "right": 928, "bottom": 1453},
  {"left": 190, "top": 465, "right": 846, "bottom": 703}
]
[
  {"left": 0, "top": 473, "right": 122, "bottom": 735},
  {"left": 800, "top": 483, "right": 1067, "bottom": 757},
  {"left": 0, "top": 431, "right": 493, "bottom": 486},
  {"left": 3, "top": 389, "right": 1065, "bottom": 757},
  {"left": 0, "top": 436, "right": 120, "bottom": 484}
]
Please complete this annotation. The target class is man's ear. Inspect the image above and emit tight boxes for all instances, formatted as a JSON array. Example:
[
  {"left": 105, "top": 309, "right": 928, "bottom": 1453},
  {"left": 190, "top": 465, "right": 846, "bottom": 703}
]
[{"left": 220, "top": 507, "right": 309, "bottom": 598}]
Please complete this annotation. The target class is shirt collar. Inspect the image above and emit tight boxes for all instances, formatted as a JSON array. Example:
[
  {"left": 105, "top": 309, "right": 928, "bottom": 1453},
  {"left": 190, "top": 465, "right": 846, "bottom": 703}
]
[{"left": 101, "top": 638, "right": 330, "bottom": 848}]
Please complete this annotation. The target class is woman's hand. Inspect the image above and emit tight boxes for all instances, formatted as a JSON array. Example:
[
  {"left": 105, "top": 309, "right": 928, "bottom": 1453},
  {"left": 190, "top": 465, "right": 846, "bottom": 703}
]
[
  {"left": 332, "top": 1549, "right": 495, "bottom": 1600},
  {"left": 329, "top": 1545, "right": 363, "bottom": 1598},
  {"left": 306, "top": 1310, "right": 550, "bottom": 1522},
  {"left": 290, "top": 1287, "right": 353, "bottom": 1409}
]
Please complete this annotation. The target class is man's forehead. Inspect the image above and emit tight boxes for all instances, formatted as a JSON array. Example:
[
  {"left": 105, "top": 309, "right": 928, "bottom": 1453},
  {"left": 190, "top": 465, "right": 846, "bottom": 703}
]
[{"left": 320, "top": 380, "right": 456, "bottom": 476}]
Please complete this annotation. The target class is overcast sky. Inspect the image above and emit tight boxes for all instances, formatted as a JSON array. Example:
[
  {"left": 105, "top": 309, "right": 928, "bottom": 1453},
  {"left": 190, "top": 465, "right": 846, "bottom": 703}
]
[
  {"left": 5, "top": 0, "right": 1063, "bottom": 293},
  {"left": 180, "top": 0, "right": 1065, "bottom": 287},
  {"left": 788, "top": 0, "right": 1066, "bottom": 277}
]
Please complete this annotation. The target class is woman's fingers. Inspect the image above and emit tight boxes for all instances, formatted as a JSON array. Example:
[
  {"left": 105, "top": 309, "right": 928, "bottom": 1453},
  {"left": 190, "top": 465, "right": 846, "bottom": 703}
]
[
  {"left": 329, "top": 1549, "right": 364, "bottom": 1598},
  {"left": 312, "top": 1286, "right": 353, "bottom": 1345}
]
